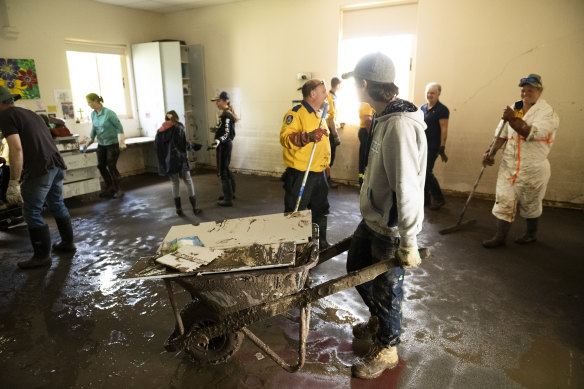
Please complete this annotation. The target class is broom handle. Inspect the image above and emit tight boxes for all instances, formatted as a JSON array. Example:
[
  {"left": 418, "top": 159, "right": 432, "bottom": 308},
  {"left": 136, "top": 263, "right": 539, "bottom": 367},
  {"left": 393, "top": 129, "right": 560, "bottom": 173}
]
[
  {"left": 455, "top": 119, "right": 507, "bottom": 225},
  {"left": 294, "top": 102, "right": 329, "bottom": 213}
]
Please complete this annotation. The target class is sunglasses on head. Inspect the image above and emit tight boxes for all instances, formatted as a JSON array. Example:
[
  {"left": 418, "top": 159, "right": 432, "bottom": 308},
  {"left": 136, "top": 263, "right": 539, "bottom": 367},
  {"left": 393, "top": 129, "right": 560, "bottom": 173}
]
[{"left": 520, "top": 77, "right": 540, "bottom": 84}]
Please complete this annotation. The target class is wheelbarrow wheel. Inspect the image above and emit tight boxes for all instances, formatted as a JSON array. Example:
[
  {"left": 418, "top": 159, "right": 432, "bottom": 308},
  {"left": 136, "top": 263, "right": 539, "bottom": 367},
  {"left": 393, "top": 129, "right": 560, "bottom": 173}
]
[{"left": 179, "top": 301, "right": 243, "bottom": 365}]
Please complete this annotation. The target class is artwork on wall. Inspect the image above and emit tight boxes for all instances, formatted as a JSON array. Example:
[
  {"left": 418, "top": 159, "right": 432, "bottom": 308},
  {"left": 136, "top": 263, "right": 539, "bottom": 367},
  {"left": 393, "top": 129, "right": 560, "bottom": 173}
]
[{"left": 0, "top": 58, "right": 40, "bottom": 99}]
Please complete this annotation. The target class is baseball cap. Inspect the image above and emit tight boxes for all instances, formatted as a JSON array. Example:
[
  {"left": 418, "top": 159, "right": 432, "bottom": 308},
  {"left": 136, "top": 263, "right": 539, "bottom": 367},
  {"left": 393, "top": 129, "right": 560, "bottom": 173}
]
[
  {"left": 342, "top": 52, "right": 396, "bottom": 83},
  {"left": 0, "top": 86, "right": 22, "bottom": 103},
  {"left": 518, "top": 74, "right": 542, "bottom": 88},
  {"left": 211, "top": 91, "right": 230, "bottom": 101}
]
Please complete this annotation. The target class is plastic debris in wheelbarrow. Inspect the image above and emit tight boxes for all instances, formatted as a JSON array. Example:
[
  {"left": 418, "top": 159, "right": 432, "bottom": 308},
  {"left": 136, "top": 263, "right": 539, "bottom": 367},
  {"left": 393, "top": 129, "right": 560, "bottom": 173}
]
[{"left": 123, "top": 210, "right": 313, "bottom": 280}]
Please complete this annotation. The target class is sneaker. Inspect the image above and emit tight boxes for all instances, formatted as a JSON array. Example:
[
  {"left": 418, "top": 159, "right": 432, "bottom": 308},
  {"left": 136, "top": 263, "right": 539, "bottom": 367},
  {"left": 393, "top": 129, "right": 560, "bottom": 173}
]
[
  {"left": 353, "top": 316, "right": 379, "bottom": 341},
  {"left": 352, "top": 342, "right": 399, "bottom": 379}
]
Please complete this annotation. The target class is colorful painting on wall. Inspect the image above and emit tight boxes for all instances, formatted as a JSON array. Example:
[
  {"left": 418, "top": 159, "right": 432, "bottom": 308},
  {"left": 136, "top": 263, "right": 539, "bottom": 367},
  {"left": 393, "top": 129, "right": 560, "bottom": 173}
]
[{"left": 0, "top": 58, "right": 40, "bottom": 99}]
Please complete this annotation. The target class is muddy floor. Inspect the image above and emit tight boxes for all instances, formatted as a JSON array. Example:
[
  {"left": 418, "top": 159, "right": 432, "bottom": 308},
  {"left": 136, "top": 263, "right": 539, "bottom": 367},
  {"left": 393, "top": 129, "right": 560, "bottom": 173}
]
[{"left": 1, "top": 170, "right": 583, "bottom": 388}]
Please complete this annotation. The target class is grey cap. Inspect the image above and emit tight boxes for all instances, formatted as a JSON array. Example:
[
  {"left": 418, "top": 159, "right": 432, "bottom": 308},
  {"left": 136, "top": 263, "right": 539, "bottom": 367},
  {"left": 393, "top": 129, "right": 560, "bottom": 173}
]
[
  {"left": 342, "top": 52, "right": 396, "bottom": 83},
  {"left": 518, "top": 74, "right": 542, "bottom": 88},
  {"left": 0, "top": 86, "right": 22, "bottom": 103}
]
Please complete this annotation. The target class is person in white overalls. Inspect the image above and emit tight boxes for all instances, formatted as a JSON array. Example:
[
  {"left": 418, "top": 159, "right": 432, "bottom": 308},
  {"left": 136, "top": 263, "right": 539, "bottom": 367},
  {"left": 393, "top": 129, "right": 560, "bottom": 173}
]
[{"left": 482, "top": 74, "right": 559, "bottom": 248}]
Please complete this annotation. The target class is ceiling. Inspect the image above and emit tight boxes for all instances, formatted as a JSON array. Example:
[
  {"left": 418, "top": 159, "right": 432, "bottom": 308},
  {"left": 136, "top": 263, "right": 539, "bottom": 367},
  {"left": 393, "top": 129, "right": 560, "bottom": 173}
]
[{"left": 92, "top": 0, "right": 246, "bottom": 14}]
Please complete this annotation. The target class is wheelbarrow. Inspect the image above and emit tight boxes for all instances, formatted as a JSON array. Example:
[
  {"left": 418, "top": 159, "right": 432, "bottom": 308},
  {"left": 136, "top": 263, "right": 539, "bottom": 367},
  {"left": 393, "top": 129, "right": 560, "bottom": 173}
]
[{"left": 123, "top": 210, "right": 428, "bottom": 372}]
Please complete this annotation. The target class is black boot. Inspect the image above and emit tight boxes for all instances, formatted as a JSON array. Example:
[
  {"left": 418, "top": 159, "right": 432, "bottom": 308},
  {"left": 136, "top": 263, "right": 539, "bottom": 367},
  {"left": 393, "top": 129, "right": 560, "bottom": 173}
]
[
  {"left": 314, "top": 215, "right": 331, "bottom": 251},
  {"left": 189, "top": 195, "right": 202, "bottom": 215},
  {"left": 52, "top": 217, "right": 76, "bottom": 253},
  {"left": 217, "top": 180, "right": 233, "bottom": 207},
  {"left": 515, "top": 218, "right": 538, "bottom": 244},
  {"left": 18, "top": 225, "right": 51, "bottom": 269},
  {"left": 482, "top": 219, "right": 511, "bottom": 248},
  {"left": 174, "top": 197, "right": 184, "bottom": 216}
]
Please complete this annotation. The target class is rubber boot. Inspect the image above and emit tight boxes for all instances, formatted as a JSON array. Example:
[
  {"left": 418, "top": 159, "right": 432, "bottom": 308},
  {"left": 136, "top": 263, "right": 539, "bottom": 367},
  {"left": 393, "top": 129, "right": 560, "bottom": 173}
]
[
  {"left": 314, "top": 215, "right": 331, "bottom": 250},
  {"left": 217, "top": 180, "right": 233, "bottom": 207},
  {"left": 218, "top": 177, "right": 236, "bottom": 200},
  {"left": 18, "top": 225, "right": 51, "bottom": 269},
  {"left": 482, "top": 219, "right": 511, "bottom": 248},
  {"left": 52, "top": 217, "right": 76, "bottom": 253},
  {"left": 515, "top": 218, "right": 538, "bottom": 244},
  {"left": 174, "top": 197, "right": 184, "bottom": 216},
  {"left": 112, "top": 177, "right": 124, "bottom": 199},
  {"left": 189, "top": 195, "right": 202, "bottom": 215}
]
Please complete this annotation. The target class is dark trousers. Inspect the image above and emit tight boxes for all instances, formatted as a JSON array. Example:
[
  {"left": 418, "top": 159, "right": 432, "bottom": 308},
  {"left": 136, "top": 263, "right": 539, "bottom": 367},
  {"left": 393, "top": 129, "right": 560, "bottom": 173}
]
[
  {"left": 425, "top": 147, "right": 444, "bottom": 202},
  {"left": 97, "top": 144, "right": 121, "bottom": 191},
  {"left": 216, "top": 140, "right": 235, "bottom": 192},
  {"left": 329, "top": 136, "right": 337, "bottom": 167},
  {"left": 0, "top": 165, "right": 9, "bottom": 202},
  {"left": 357, "top": 127, "right": 368, "bottom": 185},
  {"left": 282, "top": 167, "right": 329, "bottom": 220},
  {"left": 346, "top": 220, "right": 404, "bottom": 347}
]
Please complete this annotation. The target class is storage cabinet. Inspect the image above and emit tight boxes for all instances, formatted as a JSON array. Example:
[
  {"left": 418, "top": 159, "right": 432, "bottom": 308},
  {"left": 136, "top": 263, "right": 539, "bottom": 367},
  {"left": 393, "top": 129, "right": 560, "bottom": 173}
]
[
  {"left": 132, "top": 41, "right": 209, "bottom": 165},
  {"left": 54, "top": 136, "right": 100, "bottom": 198}
]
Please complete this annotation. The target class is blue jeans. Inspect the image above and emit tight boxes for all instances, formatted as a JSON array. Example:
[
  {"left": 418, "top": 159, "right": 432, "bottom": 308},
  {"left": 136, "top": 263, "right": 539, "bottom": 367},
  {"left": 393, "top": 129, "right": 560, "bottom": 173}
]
[
  {"left": 346, "top": 220, "right": 405, "bottom": 347},
  {"left": 21, "top": 167, "right": 70, "bottom": 228}
]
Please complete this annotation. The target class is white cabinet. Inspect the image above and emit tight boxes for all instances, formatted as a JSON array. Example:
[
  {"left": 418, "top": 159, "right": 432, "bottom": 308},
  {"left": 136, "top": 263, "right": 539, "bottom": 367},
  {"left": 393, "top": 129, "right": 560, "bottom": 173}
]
[{"left": 131, "top": 41, "right": 209, "bottom": 164}]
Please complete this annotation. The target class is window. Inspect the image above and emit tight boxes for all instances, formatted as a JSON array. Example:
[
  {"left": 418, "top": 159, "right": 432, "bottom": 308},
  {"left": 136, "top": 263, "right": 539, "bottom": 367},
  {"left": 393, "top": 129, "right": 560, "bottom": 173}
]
[
  {"left": 65, "top": 40, "right": 132, "bottom": 120},
  {"left": 338, "top": 3, "right": 418, "bottom": 125}
]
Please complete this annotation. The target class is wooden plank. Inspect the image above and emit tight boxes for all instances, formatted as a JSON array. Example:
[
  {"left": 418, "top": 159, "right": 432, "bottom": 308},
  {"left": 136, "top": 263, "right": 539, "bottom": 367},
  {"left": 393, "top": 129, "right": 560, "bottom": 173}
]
[{"left": 158, "top": 210, "right": 312, "bottom": 254}]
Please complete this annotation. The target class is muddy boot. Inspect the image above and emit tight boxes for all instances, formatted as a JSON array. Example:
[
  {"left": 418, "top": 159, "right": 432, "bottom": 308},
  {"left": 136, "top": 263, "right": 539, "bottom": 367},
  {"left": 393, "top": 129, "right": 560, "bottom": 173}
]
[
  {"left": 515, "top": 218, "right": 538, "bottom": 244},
  {"left": 111, "top": 177, "right": 124, "bottom": 199},
  {"left": 18, "top": 225, "right": 51, "bottom": 269},
  {"left": 314, "top": 215, "right": 331, "bottom": 250},
  {"left": 217, "top": 180, "right": 233, "bottom": 207},
  {"left": 174, "top": 197, "right": 184, "bottom": 216},
  {"left": 482, "top": 219, "right": 511, "bottom": 248},
  {"left": 353, "top": 315, "right": 379, "bottom": 341},
  {"left": 352, "top": 342, "right": 399, "bottom": 379},
  {"left": 189, "top": 195, "right": 202, "bottom": 215},
  {"left": 52, "top": 217, "right": 76, "bottom": 253},
  {"left": 429, "top": 198, "right": 446, "bottom": 211}
]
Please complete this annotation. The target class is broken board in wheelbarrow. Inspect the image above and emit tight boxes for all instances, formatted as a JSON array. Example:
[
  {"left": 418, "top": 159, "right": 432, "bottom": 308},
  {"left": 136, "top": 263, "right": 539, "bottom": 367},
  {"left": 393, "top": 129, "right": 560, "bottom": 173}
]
[{"left": 123, "top": 210, "right": 313, "bottom": 280}]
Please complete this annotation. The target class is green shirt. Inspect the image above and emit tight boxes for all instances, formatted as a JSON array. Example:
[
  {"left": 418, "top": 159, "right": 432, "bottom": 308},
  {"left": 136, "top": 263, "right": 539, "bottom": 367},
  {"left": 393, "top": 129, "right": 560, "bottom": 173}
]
[{"left": 90, "top": 106, "right": 124, "bottom": 146}]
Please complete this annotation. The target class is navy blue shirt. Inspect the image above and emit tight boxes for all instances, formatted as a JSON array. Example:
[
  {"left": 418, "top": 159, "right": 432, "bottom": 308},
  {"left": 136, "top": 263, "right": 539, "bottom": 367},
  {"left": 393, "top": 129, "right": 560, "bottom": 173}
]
[{"left": 421, "top": 101, "right": 449, "bottom": 149}]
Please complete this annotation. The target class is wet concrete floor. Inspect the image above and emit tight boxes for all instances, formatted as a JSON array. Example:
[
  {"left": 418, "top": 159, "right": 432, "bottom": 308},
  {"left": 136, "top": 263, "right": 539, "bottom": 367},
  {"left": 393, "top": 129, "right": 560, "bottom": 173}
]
[{"left": 1, "top": 170, "right": 583, "bottom": 388}]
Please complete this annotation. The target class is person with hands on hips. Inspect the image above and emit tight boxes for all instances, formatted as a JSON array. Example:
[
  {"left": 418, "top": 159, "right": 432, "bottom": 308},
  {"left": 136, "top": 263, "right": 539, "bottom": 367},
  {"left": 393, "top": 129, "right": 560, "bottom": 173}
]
[
  {"left": 280, "top": 79, "right": 331, "bottom": 250},
  {"left": 211, "top": 91, "right": 237, "bottom": 206},
  {"left": 84, "top": 93, "right": 126, "bottom": 199},
  {"left": 420, "top": 82, "right": 449, "bottom": 211},
  {"left": 482, "top": 74, "right": 559, "bottom": 248},
  {"left": 0, "top": 86, "right": 76, "bottom": 269},
  {"left": 341, "top": 53, "right": 427, "bottom": 379}
]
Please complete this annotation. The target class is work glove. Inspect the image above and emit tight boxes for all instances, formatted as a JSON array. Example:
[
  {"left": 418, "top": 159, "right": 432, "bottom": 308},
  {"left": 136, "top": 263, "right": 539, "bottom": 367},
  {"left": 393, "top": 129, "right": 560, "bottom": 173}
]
[
  {"left": 288, "top": 128, "right": 328, "bottom": 148},
  {"left": 82, "top": 138, "right": 94, "bottom": 153},
  {"left": 191, "top": 142, "right": 203, "bottom": 151},
  {"left": 308, "top": 128, "right": 328, "bottom": 143},
  {"left": 210, "top": 139, "right": 220, "bottom": 149},
  {"left": 482, "top": 148, "right": 495, "bottom": 167},
  {"left": 118, "top": 134, "right": 127, "bottom": 151},
  {"left": 6, "top": 180, "right": 23, "bottom": 205},
  {"left": 438, "top": 146, "right": 448, "bottom": 163},
  {"left": 333, "top": 133, "right": 341, "bottom": 146},
  {"left": 396, "top": 245, "right": 422, "bottom": 269}
]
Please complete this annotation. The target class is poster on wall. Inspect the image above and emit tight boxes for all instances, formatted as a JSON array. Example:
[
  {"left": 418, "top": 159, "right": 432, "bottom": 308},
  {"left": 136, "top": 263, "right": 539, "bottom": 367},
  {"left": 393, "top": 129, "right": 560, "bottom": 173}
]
[
  {"left": 61, "top": 102, "right": 74, "bottom": 119},
  {"left": 0, "top": 58, "right": 40, "bottom": 99}
]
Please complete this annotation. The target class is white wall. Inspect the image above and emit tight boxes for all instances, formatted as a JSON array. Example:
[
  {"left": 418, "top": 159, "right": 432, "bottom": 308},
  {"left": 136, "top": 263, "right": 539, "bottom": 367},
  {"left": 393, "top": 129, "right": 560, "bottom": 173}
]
[
  {"left": 2, "top": 0, "right": 582, "bottom": 205},
  {"left": 163, "top": 0, "right": 584, "bottom": 205}
]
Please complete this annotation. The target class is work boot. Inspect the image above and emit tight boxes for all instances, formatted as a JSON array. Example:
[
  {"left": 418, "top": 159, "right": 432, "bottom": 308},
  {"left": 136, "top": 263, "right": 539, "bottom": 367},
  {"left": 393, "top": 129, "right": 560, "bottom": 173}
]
[
  {"left": 52, "top": 217, "right": 76, "bottom": 253},
  {"left": 352, "top": 342, "right": 399, "bottom": 379},
  {"left": 18, "top": 225, "right": 51, "bottom": 269},
  {"left": 174, "top": 197, "right": 184, "bottom": 216},
  {"left": 99, "top": 187, "right": 114, "bottom": 198},
  {"left": 189, "top": 195, "right": 202, "bottom": 215},
  {"left": 353, "top": 315, "right": 379, "bottom": 341},
  {"left": 314, "top": 215, "right": 331, "bottom": 250},
  {"left": 482, "top": 219, "right": 511, "bottom": 248},
  {"left": 429, "top": 198, "right": 446, "bottom": 211},
  {"left": 515, "top": 218, "right": 538, "bottom": 244},
  {"left": 111, "top": 178, "right": 124, "bottom": 198},
  {"left": 217, "top": 180, "right": 233, "bottom": 207}
]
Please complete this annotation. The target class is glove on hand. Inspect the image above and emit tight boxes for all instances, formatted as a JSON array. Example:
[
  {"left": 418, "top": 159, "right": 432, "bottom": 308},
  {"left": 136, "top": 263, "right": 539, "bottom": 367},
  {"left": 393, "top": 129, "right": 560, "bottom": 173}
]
[
  {"left": 396, "top": 245, "right": 421, "bottom": 269},
  {"left": 288, "top": 128, "right": 329, "bottom": 147},
  {"left": 333, "top": 133, "right": 341, "bottom": 146},
  {"left": 210, "top": 139, "right": 220, "bottom": 149},
  {"left": 6, "top": 180, "right": 23, "bottom": 205},
  {"left": 82, "top": 144, "right": 88, "bottom": 153},
  {"left": 308, "top": 128, "right": 328, "bottom": 143},
  {"left": 119, "top": 142, "right": 127, "bottom": 151},
  {"left": 482, "top": 149, "right": 495, "bottom": 167},
  {"left": 438, "top": 146, "right": 448, "bottom": 163},
  {"left": 191, "top": 142, "right": 203, "bottom": 151}
]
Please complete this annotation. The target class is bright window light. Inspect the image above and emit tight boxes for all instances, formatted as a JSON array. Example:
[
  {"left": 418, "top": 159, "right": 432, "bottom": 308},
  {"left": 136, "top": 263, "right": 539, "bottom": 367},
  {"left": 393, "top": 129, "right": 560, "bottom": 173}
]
[
  {"left": 66, "top": 51, "right": 129, "bottom": 120},
  {"left": 338, "top": 34, "right": 414, "bottom": 125}
]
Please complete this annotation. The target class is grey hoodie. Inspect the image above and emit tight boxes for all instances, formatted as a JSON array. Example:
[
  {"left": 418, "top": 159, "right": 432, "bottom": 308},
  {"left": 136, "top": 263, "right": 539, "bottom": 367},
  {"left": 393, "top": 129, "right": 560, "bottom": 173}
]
[{"left": 360, "top": 99, "right": 427, "bottom": 247}]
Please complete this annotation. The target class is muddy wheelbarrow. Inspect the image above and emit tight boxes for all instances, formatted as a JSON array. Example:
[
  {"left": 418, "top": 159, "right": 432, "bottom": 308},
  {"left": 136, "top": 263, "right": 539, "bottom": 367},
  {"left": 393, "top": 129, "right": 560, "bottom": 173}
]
[{"left": 123, "top": 210, "right": 428, "bottom": 372}]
